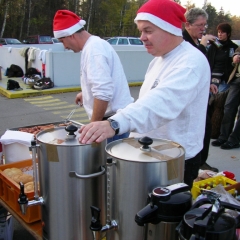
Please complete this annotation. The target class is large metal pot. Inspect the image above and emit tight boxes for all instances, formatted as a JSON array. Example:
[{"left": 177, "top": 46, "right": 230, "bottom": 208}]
[
  {"left": 36, "top": 125, "right": 107, "bottom": 240},
  {"left": 104, "top": 137, "right": 185, "bottom": 240}
]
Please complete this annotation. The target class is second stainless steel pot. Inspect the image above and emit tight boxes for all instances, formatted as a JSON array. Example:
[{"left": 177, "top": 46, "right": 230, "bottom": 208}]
[{"left": 104, "top": 137, "right": 185, "bottom": 240}]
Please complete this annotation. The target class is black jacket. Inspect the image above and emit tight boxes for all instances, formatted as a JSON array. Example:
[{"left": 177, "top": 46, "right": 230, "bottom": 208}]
[
  {"left": 182, "top": 29, "right": 207, "bottom": 55},
  {"left": 206, "top": 39, "right": 238, "bottom": 81}
]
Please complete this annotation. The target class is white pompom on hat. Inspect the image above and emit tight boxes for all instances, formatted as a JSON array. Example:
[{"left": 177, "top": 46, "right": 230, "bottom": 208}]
[
  {"left": 134, "top": 0, "right": 186, "bottom": 36},
  {"left": 53, "top": 10, "right": 86, "bottom": 38}
]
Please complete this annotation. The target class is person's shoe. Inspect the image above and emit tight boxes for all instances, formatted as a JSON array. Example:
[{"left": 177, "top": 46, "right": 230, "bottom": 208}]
[
  {"left": 211, "top": 139, "right": 226, "bottom": 147},
  {"left": 220, "top": 141, "right": 240, "bottom": 150},
  {"left": 200, "top": 163, "right": 219, "bottom": 173}
]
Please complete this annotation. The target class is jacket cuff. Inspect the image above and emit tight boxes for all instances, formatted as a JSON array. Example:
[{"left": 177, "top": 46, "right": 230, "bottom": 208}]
[{"left": 111, "top": 114, "right": 130, "bottom": 135}]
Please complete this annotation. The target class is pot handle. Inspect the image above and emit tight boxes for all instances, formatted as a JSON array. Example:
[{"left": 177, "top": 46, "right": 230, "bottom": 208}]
[{"left": 69, "top": 166, "right": 105, "bottom": 179}]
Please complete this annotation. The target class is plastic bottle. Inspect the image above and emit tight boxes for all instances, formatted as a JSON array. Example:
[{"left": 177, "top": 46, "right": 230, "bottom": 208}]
[{"left": 211, "top": 38, "right": 222, "bottom": 48}]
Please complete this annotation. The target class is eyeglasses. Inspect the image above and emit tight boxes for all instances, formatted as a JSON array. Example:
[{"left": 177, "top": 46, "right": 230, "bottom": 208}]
[{"left": 190, "top": 23, "right": 208, "bottom": 29}]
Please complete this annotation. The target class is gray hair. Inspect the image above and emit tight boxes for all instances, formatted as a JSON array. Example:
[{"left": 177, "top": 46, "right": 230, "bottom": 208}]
[{"left": 185, "top": 8, "right": 208, "bottom": 24}]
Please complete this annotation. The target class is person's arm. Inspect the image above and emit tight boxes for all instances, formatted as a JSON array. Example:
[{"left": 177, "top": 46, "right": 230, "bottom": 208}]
[
  {"left": 84, "top": 46, "right": 114, "bottom": 121},
  {"left": 200, "top": 34, "right": 216, "bottom": 47},
  {"left": 233, "top": 54, "right": 240, "bottom": 64},
  {"left": 91, "top": 98, "right": 108, "bottom": 121},
  {"left": 210, "top": 84, "right": 218, "bottom": 94},
  {"left": 232, "top": 47, "right": 240, "bottom": 59},
  {"left": 198, "top": 35, "right": 216, "bottom": 55}
]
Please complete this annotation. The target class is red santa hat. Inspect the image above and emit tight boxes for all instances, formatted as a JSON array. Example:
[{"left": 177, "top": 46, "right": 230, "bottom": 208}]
[
  {"left": 134, "top": 0, "right": 186, "bottom": 36},
  {"left": 53, "top": 10, "right": 86, "bottom": 38}
]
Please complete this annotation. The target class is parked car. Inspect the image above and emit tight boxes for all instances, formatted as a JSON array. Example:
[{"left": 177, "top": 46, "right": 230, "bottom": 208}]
[
  {"left": 107, "top": 37, "right": 143, "bottom": 46},
  {"left": 232, "top": 40, "right": 240, "bottom": 46},
  {"left": 52, "top": 37, "right": 61, "bottom": 43},
  {"left": 0, "top": 38, "right": 22, "bottom": 45},
  {"left": 23, "top": 35, "right": 53, "bottom": 44}
]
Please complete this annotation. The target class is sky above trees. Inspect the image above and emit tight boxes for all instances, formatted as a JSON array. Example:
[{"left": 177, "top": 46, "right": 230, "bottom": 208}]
[{"left": 180, "top": 0, "right": 239, "bottom": 17}]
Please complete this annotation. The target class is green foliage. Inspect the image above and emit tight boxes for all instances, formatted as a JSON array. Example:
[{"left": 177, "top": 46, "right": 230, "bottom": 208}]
[
  {"left": 205, "top": 3, "right": 218, "bottom": 34},
  {"left": 0, "top": 0, "right": 240, "bottom": 39}
]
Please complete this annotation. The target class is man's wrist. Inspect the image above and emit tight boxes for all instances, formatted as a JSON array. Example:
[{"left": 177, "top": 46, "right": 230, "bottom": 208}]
[{"left": 107, "top": 119, "right": 119, "bottom": 135}]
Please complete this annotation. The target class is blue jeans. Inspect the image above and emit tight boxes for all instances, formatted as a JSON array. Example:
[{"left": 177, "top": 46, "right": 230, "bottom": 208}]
[
  {"left": 107, "top": 132, "right": 130, "bottom": 144},
  {"left": 218, "top": 81, "right": 230, "bottom": 93}
]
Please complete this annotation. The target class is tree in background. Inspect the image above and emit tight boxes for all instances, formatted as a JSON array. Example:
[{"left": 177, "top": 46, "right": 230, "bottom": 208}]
[{"left": 204, "top": 3, "right": 218, "bottom": 34}]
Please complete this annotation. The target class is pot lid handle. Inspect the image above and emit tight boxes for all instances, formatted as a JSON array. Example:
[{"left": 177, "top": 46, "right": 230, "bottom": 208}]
[
  {"left": 138, "top": 136, "right": 153, "bottom": 152},
  {"left": 65, "top": 125, "right": 78, "bottom": 139},
  {"left": 65, "top": 124, "right": 78, "bottom": 134}
]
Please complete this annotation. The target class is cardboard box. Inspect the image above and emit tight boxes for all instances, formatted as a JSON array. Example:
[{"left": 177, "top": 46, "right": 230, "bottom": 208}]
[{"left": 0, "top": 160, "right": 41, "bottom": 223}]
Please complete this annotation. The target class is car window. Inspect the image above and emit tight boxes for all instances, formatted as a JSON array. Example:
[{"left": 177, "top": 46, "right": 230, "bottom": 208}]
[
  {"left": 0, "top": 39, "right": 6, "bottom": 45},
  {"left": 5, "top": 39, "right": 21, "bottom": 44},
  {"left": 52, "top": 38, "right": 60, "bottom": 43},
  {"left": 108, "top": 39, "right": 118, "bottom": 45},
  {"left": 129, "top": 39, "right": 143, "bottom": 45},
  {"left": 118, "top": 38, "right": 128, "bottom": 45},
  {"left": 39, "top": 36, "right": 52, "bottom": 43}
]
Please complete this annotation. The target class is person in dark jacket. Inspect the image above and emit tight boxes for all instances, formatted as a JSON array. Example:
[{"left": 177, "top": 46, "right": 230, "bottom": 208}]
[
  {"left": 183, "top": 7, "right": 218, "bottom": 172},
  {"left": 212, "top": 47, "right": 240, "bottom": 149},
  {"left": 183, "top": 8, "right": 214, "bottom": 53},
  {"left": 207, "top": 23, "right": 238, "bottom": 92}
]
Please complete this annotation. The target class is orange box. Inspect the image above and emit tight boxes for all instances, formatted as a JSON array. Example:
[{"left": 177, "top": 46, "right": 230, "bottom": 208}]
[{"left": 0, "top": 159, "right": 41, "bottom": 223}]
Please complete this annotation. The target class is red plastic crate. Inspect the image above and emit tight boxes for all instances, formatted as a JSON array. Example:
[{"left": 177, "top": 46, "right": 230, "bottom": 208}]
[{"left": 0, "top": 159, "right": 41, "bottom": 223}]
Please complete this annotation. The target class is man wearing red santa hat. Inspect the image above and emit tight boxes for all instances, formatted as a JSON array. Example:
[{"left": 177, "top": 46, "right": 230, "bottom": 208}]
[
  {"left": 53, "top": 9, "right": 134, "bottom": 143},
  {"left": 78, "top": 0, "right": 210, "bottom": 189}
]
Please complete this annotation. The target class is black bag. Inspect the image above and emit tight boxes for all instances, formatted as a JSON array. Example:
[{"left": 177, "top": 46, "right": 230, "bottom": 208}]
[
  {"left": 33, "top": 78, "right": 54, "bottom": 90},
  {"left": 25, "top": 68, "right": 41, "bottom": 78},
  {"left": 7, "top": 64, "right": 24, "bottom": 78},
  {"left": 7, "top": 79, "right": 23, "bottom": 90}
]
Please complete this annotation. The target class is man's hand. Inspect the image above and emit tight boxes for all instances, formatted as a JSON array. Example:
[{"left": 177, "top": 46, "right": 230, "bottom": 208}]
[
  {"left": 210, "top": 84, "right": 218, "bottom": 94},
  {"left": 75, "top": 92, "right": 83, "bottom": 105},
  {"left": 200, "top": 34, "right": 216, "bottom": 47},
  {"left": 78, "top": 121, "right": 115, "bottom": 144},
  {"left": 233, "top": 54, "right": 240, "bottom": 64}
]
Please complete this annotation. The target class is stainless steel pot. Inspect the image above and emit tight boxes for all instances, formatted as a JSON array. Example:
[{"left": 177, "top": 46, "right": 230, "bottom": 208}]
[
  {"left": 36, "top": 125, "right": 107, "bottom": 240},
  {"left": 103, "top": 137, "right": 185, "bottom": 240}
]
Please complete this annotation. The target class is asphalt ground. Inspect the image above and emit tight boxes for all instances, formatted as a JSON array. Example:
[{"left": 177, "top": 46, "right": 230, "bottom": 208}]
[{"left": 0, "top": 84, "right": 240, "bottom": 239}]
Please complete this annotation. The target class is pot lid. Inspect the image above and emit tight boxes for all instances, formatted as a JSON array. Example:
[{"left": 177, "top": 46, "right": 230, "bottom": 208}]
[
  {"left": 36, "top": 125, "right": 83, "bottom": 146},
  {"left": 105, "top": 136, "right": 185, "bottom": 162},
  {"left": 183, "top": 208, "right": 236, "bottom": 235}
]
